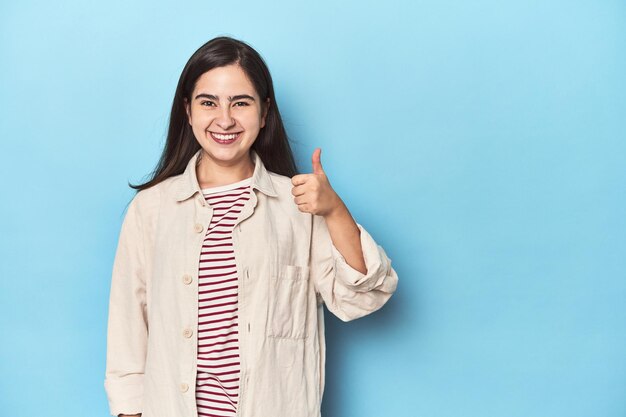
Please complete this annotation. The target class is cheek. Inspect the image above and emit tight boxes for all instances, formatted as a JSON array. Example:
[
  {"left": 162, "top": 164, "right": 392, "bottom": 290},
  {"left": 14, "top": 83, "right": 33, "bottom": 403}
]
[
  {"left": 190, "top": 113, "right": 211, "bottom": 129},
  {"left": 245, "top": 112, "right": 265, "bottom": 129},
  {"left": 239, "top": 112, "right": 261, "bottom": 130}
]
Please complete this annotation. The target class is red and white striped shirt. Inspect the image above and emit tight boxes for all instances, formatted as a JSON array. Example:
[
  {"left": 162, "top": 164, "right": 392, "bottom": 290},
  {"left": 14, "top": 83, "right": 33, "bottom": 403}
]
[{"left": 196, "top": 177, "right": 252, "bottom": 417}]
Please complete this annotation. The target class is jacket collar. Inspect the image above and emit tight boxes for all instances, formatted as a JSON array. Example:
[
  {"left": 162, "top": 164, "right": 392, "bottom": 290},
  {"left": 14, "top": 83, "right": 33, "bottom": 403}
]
[{"left": 175, "top": 148, "right": 278, "bottom": 202}]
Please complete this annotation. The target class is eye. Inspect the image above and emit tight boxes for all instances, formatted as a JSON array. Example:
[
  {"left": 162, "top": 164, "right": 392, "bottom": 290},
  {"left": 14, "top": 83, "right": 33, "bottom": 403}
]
[
  {"left": 233, "top": 101, "right": 250, "bottom": 107},
  {"left": 200, "top": 100, "right": 216, "bottom": 107}
]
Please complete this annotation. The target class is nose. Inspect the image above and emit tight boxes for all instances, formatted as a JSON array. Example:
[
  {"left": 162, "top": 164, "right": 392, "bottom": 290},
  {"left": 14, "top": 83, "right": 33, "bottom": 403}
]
[{"left": 216, "top": 106, "right": 236, "bottom": 130}]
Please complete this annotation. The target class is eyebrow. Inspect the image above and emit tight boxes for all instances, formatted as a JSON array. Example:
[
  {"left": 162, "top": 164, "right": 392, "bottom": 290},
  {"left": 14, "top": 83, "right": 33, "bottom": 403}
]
[{"left": 194, "top": 93, "right": 256, "bottom": 101}]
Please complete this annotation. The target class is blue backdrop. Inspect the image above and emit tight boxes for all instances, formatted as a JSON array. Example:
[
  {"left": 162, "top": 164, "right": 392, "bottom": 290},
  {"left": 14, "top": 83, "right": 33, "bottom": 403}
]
[{"left": 1, "top": 1, "right": 624, "bottom": 416}]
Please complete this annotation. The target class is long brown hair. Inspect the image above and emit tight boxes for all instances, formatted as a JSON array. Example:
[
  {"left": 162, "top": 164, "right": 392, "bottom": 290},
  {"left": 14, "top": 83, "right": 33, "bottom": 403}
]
[{"left": 130, "top": 36, "right": 299, "bottom": 191}]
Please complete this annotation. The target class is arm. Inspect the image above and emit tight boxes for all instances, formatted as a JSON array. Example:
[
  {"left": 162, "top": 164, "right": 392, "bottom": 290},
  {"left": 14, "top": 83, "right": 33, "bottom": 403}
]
[
  {"left": 104, "top": 195, "right": 148, "bottom": 416},
  {"left": 323, "top": 200, "right": 367, "bottom": 274},
  {"left": 292, "top": 148, "right": 398, "bottom": 321},
  {"left": 290, "top": 147, "right": 367, "bottom": 274},
  {"left": 310, "top": 211, "right": 398, "bottom": 322}
]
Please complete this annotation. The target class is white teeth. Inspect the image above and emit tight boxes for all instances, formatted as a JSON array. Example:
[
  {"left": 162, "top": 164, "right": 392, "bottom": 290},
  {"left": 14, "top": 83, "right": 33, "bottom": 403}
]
[{"left": 212, "top": 133, "right": 239, "bottom": 140}]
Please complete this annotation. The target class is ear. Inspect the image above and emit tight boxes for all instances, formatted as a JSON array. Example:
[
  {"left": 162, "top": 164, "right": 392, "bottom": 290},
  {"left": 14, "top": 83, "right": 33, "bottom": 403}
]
[
  {"left": 261, "top": 98, "right": 270, "bottom": 128},
  {"left": 184, "top": 98, "right": 192, "bottom": 126}
]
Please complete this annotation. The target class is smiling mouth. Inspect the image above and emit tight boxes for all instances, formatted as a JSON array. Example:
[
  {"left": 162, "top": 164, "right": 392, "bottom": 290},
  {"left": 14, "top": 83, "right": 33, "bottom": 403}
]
[{"left": 210, "top": 131, "right": 242, "bottom": 144}]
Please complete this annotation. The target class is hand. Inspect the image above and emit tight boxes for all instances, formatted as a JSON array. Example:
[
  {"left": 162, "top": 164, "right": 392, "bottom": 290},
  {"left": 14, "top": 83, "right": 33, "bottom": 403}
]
[{"left": 291, "top": 148, "right": 344, "bottom": 217}]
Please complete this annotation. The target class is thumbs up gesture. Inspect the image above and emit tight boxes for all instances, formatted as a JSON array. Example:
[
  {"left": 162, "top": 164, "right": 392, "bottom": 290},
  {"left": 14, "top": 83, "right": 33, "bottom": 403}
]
[{"left": 291, "top": 148, "right": 344, "bottom": 217}]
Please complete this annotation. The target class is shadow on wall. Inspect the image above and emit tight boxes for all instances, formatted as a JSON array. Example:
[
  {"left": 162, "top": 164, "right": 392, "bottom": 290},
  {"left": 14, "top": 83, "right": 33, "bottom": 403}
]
[{"left": 321, "top": 286, "right": 406, "bottom": 416}]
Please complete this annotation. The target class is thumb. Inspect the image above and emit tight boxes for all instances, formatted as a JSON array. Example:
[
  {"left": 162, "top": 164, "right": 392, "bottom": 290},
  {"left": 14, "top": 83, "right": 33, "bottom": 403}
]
[{"left": 312, "top": 147, "right": 324, "bottom": 175}]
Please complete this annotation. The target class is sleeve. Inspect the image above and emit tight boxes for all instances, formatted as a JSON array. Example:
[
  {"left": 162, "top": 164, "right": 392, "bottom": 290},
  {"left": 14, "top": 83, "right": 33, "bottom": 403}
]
[
  {"left": 104, "top": 195, "right": 148, "bottom": 416},
  {"left": 310, "top": 214, "right": 399, "bottom": 322}
]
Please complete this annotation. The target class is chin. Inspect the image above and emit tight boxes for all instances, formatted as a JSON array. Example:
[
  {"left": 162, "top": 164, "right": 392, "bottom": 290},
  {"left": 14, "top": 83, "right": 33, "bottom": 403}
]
[{"left": 204, "top": 148, "right": 248, "bottom": 162}]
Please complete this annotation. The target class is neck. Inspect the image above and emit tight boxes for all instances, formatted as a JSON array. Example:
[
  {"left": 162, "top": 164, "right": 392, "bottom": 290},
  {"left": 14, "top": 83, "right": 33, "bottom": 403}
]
[{"left": 196, "top": 151, "right": 255, "bottom": 189}]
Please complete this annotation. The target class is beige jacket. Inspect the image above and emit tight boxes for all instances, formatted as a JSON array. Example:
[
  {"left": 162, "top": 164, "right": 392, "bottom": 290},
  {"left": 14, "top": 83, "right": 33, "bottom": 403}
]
[{"left": 104, "top": 149, "right": 399, "bottom": 417}]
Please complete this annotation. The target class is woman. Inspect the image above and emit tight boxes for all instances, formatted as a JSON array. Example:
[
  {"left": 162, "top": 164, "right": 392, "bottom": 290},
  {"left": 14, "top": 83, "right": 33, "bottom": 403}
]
[{"left": 104, "top": 36, "right": 398, "bottom": 417}]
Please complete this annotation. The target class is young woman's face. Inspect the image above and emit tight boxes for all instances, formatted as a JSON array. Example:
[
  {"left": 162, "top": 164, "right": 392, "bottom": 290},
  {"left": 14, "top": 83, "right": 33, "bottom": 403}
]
[{"left": 185, "top": 64, "right": 268, "bottom": 166}]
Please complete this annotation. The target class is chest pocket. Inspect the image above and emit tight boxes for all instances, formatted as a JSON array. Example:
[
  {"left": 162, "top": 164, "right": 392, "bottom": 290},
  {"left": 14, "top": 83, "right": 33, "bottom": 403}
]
[{"left": 267, "top": 264, "right": 310, "bottom": 339}]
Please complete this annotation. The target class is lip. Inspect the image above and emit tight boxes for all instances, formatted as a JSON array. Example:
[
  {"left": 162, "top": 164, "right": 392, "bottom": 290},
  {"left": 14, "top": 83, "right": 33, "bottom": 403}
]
[{"left": 209, "top": 131, "right": 242, "bottom": 144}]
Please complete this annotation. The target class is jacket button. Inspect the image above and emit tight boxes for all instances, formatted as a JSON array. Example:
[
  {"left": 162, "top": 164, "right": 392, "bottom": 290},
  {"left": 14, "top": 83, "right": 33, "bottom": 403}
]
[
  {"left": 180, "top": 382, "right": 189, "bottom": 393},
  {"left": 194, "top": 223, "right": 203, "bottom": 233},
  {"left": 183, "top": 328, "right": 193, "bottom": 338},
  {"left": 182, "top": 274, "right": 192, "bottom": 285}
]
